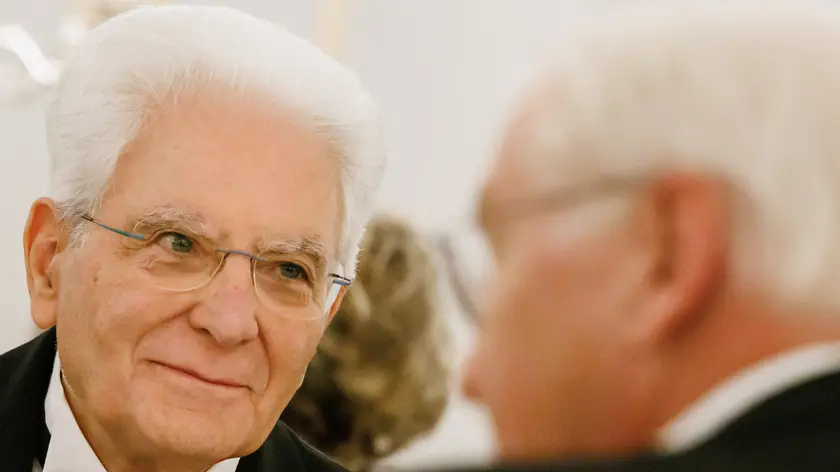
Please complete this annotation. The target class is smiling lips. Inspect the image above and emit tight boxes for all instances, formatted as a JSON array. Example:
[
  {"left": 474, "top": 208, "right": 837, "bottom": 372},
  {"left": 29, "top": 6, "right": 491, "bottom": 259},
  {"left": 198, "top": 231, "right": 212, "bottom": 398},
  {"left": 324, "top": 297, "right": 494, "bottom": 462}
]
[{"left": 152, "top": 361, "right": 248, "bottom": 389}]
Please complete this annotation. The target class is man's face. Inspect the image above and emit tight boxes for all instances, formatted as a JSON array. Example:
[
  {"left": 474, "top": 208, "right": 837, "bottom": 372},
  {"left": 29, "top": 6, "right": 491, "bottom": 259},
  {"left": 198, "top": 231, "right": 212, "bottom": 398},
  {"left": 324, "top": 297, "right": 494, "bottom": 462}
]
[
  {"left": 461, "top": 112, "right": 658, "bottom": 461},
  {"left": 26, "top": 95, "right": 344, "bottom": 461}
]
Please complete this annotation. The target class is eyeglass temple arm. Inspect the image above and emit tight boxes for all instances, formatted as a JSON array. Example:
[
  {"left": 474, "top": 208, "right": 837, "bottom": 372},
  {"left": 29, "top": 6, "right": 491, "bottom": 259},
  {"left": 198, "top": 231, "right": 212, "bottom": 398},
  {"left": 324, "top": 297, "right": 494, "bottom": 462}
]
[
  {"left": 331, "top": 274, "right": 351, "bottom": 286},
  {"left": 80, "top": 215, "right": 147, "bottom": 240}
]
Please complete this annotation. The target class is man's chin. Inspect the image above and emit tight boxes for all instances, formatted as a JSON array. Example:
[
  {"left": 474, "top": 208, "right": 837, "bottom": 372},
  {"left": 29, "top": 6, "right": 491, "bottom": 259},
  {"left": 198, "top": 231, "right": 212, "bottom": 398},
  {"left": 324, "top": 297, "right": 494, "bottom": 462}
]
[{"left": 131, "top": 397, "right": 256, "bottom": 460}]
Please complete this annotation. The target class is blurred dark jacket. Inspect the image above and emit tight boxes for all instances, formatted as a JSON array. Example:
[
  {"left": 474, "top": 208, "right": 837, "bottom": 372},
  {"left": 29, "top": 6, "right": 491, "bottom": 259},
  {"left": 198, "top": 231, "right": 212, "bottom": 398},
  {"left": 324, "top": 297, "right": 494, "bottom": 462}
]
[{"left": 429, "top": 370, "right": 840, "bottom": 472}]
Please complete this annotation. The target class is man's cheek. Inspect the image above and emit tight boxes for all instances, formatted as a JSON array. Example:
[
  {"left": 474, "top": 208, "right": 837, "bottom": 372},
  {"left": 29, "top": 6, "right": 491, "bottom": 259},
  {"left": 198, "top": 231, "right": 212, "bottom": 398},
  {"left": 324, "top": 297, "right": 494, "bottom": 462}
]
[{"left": 268, "top": 327, "right": 322, "bottom": 372}]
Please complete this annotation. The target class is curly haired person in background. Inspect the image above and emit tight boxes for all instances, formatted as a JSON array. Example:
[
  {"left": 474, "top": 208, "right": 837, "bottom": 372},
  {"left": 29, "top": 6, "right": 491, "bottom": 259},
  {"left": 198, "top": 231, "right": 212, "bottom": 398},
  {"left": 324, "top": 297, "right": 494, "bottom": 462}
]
[{"left": 281, "top": 216, "right": 451, "bottom": 471}]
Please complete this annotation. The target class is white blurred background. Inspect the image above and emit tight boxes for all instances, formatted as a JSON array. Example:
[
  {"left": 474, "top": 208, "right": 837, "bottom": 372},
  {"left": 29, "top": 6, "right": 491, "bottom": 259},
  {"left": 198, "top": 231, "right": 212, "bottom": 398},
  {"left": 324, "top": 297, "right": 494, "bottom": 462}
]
[{"left": 0, "top": 0, "right": 671, "bottom": 468}]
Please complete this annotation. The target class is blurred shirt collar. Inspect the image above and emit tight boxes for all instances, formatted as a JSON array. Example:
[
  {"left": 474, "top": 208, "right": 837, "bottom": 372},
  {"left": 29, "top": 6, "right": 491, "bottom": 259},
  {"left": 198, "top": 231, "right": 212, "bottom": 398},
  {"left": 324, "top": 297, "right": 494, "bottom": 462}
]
[{"left": 657, "top": 341, "right": 840, "bottom": 453}]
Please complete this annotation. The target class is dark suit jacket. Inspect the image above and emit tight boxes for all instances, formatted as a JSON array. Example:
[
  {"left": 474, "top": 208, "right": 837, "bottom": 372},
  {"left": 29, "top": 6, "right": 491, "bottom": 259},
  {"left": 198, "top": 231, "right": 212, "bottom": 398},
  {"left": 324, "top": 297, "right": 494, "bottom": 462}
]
[
  {"left": 433, "top": 367, "right": 840, "bottom": 472},
  {"left": 0, "top": 328, "right": 346, "bottom": 472}
]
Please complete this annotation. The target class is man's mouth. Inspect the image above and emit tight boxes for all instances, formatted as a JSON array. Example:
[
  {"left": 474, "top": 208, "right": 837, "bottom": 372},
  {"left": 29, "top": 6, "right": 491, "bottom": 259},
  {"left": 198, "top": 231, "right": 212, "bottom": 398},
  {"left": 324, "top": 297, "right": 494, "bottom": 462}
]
[{"left": 151, "top": 361, "right": 248, "bottom": 390}]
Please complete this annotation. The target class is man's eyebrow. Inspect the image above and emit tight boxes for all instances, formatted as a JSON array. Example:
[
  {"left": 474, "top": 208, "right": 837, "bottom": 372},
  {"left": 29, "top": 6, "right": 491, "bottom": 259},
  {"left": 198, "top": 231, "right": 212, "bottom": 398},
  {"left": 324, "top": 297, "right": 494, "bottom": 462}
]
[
  {"left": 257, "top": 235, "right": 328, "bottom": 269},
  {"left": 128, "top": 206, "right": 220, "bottom": 239}
]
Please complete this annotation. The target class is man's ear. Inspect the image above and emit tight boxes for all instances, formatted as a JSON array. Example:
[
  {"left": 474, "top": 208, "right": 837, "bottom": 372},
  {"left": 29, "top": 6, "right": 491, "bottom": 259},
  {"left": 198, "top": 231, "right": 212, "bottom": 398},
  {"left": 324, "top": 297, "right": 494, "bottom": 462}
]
[
  {"left": 24, "top": 198, "right": 64, "bottom": 330},
  {"left": 636, "top": 173, "right": 729, "bottom": 345}
]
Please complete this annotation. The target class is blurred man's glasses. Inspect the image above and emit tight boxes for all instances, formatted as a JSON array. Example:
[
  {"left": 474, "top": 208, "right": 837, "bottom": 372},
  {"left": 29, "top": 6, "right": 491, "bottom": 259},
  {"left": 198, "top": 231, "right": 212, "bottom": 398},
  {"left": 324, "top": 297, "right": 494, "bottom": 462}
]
[
  {"left": 436, "top": 227, "right": 493, "bottom": 324},
  {"left": 80, "top": 215, "right": 350, "bottom": 319},
  {"left": 436, "top": 175, "right": 645, "bottom": 323}
]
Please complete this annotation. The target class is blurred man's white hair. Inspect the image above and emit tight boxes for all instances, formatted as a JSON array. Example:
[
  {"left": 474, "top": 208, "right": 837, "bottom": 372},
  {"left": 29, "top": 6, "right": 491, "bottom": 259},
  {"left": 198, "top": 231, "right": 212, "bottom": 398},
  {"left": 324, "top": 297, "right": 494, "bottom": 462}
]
[
  {"left": 47, "top": 5, "right": 384, "bottom": 275},
  {"left": 515, "top": 1, "right": 840, "bottom": 310}
]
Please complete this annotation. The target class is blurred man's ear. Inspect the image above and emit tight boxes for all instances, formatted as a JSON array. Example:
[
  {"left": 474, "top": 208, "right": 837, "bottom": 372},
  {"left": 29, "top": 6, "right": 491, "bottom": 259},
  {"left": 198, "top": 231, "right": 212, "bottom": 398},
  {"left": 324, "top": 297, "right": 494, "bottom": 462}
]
[
  {"left": 635, "top": 173, "right": 729, "bottom": 345},
  {"left": 24, "top": 198, "right": 64, "bottom": 330}
]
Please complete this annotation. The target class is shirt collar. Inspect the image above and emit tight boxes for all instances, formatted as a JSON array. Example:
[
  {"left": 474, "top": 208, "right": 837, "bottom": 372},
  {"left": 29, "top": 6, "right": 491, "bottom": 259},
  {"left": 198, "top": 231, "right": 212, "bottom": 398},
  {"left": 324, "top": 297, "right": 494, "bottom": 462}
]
[
  {"left": 656, "top": 341, "right": 840, "bottom": 453},
  {"left": 42, "top": 353, "right": 240, "bottom": 472}
]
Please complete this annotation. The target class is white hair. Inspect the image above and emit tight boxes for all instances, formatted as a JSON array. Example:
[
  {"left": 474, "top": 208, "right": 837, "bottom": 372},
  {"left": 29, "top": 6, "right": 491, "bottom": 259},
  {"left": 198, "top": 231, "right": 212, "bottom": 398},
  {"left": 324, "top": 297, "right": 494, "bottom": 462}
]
[
  {"left": 515, "top": 1, "right": 840, "bottom": 311},
  {"left": 46, "top": 5, "right": 385, "bottom": 276}
]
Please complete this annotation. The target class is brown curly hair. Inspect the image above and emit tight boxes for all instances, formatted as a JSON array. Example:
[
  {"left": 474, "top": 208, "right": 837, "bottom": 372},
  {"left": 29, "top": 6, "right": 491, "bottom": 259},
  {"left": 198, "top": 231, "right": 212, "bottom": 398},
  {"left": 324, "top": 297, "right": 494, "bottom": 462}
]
[{"left": 280, "top": 216, "right": 451, "bottom": 470}]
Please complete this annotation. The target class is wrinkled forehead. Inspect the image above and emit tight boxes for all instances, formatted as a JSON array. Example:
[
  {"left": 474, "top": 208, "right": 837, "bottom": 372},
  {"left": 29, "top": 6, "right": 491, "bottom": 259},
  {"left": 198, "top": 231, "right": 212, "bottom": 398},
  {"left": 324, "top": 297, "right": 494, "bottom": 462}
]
[{"left": 98, "top": 94, "right": 344, "bottom": 256}]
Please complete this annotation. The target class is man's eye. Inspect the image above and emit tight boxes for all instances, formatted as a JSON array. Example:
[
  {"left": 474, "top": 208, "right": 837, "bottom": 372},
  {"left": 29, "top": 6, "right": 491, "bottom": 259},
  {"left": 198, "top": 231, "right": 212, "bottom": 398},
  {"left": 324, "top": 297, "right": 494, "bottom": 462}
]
[
  {"left": 157, "top": 232, "right": 195, "bottom": 254},
  {"left": 277, "top": 262, "right": 307, "bottom": 281}
]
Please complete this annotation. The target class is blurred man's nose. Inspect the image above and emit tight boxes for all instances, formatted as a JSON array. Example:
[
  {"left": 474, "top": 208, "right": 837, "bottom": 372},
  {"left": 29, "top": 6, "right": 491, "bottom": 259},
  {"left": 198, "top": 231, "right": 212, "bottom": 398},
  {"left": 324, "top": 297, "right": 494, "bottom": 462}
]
[
  {"left": 188, "top": 255, "right": 259, "bottom": 348},
  {"left": 461, "top": 348, "right": 483, "bottom": 401}
]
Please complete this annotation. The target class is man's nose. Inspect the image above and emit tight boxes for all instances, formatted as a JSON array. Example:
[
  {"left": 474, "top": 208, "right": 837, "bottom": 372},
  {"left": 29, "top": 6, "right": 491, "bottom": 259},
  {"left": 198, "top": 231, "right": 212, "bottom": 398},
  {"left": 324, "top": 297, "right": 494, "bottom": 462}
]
[{"left": 188, "top": 254, "right": 259, "bottom": 348}]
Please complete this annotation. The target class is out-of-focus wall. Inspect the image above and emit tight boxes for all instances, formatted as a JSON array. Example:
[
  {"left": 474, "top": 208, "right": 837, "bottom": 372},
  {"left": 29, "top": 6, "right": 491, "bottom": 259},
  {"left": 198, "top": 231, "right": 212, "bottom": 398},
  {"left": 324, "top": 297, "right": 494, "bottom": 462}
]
[{"left": 0, "top": 0, "right": 657, "bottom": 467}]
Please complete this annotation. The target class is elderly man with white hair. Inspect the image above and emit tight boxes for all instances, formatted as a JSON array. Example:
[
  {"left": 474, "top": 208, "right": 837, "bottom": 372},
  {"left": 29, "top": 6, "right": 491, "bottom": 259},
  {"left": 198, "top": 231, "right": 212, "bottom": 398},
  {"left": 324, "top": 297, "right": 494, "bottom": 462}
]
[
  {"left": 0, "top": 5, "right": 383, "bottom": 472},
  {"left": 446, "top": 2, "right": 840, "bottom": 471}
]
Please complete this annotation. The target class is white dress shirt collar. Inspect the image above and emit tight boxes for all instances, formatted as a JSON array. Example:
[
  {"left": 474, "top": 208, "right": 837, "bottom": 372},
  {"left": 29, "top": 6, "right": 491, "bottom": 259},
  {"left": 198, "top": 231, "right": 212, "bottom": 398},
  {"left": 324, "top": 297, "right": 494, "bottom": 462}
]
[
  {"left": 39, "top": 353, "right": 240, "bottom": 472},
  {"left": 656, "top": 341, "right": 840, "bottom": 453}
]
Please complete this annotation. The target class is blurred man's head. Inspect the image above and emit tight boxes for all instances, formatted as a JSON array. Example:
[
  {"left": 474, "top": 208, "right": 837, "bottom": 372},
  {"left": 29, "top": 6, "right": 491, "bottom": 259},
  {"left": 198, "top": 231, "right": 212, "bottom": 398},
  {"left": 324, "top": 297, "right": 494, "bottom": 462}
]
[
  {"left": 462, "top": 2, "right": 840, "bottom": 462},
  {"left": 23, "top": 5, "right": 383, "bottom": 471}
]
